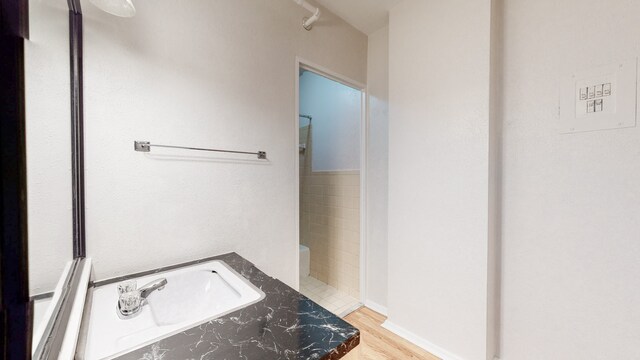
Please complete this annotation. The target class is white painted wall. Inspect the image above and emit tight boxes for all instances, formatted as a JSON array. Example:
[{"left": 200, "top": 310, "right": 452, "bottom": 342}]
[
  {"left": 498, "top": 0, "right": 640, "bottom": 359},
  {"left": 387, "top": 1, "right": 494, "bottom": 360},
  {"left": 25, "top": 0, "right": 73, "bottom": 294},
  {"left": 80, "top": 0, "right": 367, "bottom": 288},
  {"left": 299, "top": 71, "right": 361, "bottom": 171},
  {"left": 365, "top": 25, "right": 389, "bottom": 312}
]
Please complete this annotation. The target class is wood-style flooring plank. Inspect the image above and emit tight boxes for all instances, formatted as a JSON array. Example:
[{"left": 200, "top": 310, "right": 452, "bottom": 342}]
[{"left": 343, "top": 307, "right": 441, "bottom": 360}]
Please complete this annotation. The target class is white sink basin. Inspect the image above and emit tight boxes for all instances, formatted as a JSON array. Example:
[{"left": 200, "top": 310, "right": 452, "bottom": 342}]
[
  {"left": 83, "top": 260, "right": 265, "bottom": 360},
  {"left": 146, "top": 269, "right": 242, "bottom": 326}
]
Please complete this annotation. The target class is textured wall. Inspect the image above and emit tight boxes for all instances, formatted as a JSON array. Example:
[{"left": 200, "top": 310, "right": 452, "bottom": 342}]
[
  {"left": 498, "top": 0, "right": 640, "bottom": 358},
  {"left": 25, "top": 0, "right": 73, "bottom": 294},
  {"left": 387, "top": 1, "right": 494, "bottom": 359},
  {"left": 77, "top": 0, "right": 367, "bottom": 288}
]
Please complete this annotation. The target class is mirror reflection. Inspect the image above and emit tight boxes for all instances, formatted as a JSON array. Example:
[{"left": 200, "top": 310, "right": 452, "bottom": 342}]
[{"left": 25, "top": 0, "right": 74, "bottom": 351}]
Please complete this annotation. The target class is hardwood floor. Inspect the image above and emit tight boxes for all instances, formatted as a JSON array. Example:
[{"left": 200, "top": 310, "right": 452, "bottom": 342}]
[{"left": 343, "top": 307, "right": 441, "bottom": 360}]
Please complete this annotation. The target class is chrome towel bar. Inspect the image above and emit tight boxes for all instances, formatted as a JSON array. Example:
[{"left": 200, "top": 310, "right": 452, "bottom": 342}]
[{"left": 134, "top": 141, "right": 267, "bottom": 159}]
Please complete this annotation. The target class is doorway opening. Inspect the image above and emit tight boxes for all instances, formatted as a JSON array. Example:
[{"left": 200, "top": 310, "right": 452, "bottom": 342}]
[{"left": 296, "top": 58, "right": 366, "bottom": 316}]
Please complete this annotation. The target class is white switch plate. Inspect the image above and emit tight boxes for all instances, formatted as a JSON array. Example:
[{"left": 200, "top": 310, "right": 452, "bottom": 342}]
[{"left": 560, "top": 58, "right": 637, "bottom": 133}]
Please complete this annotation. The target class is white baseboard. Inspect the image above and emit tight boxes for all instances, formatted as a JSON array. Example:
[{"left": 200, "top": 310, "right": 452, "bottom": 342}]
[
  {"left": 364, "top": 300, "right": 388, "bottom": 316},
  {"left": 381, "top": 320, "right": 466, "bottom": 360}
]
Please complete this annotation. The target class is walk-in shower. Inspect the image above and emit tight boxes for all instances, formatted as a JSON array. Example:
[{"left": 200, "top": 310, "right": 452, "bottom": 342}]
[{"left": 297, "top": 68, "right": 363, "bottom": 316}]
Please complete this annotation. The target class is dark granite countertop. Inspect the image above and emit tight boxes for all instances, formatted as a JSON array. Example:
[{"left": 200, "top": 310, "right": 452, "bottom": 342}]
[{"left": 111, "top": 252, "right": 360, "bottom": 360}]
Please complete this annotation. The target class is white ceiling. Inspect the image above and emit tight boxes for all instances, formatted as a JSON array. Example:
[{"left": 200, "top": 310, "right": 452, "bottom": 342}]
[{"left": 314, "top": 0, "right": 402, "bottom": 35}]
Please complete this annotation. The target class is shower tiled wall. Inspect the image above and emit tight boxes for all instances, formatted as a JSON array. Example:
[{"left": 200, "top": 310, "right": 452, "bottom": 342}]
[{"left": 300, "top": 125, "right": 360, "bottom": 299}]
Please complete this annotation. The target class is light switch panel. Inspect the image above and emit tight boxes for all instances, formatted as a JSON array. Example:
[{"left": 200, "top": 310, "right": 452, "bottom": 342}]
[{"left": 560, "top": 58, "right": 637, "bottom": 133}]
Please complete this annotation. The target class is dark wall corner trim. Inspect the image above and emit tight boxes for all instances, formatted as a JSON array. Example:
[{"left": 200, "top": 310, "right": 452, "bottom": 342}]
[
  {"left": 67, "top": 0, "right": 82, "bottom": 14},
  {"left": 68, "top": 0, "right": 86, "bottom": 258}
]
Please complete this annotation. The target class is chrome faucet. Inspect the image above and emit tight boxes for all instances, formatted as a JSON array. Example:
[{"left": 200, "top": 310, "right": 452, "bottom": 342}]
[
  {"left": 139, "top": 278, "right": 168, "bottom": 300},
  {"left": 117, "top": 278, "right": 167, "bottom": 319}
]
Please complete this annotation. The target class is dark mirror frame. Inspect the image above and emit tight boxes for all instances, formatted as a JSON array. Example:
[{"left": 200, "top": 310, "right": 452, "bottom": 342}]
[
  {"left": 1, "top": 0, "right": 86, "bottom": 357},
  {"left": 68, "top": 0, "right": 86, "bottom": 259},
  {"left": 1, "top": 0, "right": 31, "bottom": 358}
]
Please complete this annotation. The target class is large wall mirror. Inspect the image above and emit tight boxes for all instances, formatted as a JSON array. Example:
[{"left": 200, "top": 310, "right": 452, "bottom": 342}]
[{"left": 26, "top": 0, "right": 77, "bottom": 354}]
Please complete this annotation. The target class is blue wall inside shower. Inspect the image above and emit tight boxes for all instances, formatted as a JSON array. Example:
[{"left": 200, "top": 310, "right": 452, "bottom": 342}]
[{"left": 299, "top": 71, "right": 361, "bottom": 172}]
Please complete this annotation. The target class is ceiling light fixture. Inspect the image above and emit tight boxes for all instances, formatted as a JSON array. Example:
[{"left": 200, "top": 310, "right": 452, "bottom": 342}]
[{"left": 90, "top": 0, "right": 136, "bottom": 17}]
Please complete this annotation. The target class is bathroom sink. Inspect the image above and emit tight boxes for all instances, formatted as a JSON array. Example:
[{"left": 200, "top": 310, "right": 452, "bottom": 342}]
[
  {"left": 83, "top": 260, "right": 265, "bottom": 360},
  {"left": 146, "top": 269, "right": 243, "bottom": 326}
]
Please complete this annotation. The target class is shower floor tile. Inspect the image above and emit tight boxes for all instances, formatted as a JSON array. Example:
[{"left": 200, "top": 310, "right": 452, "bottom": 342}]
[{"left": 300, "top": 276, "right": 360, "bottom": 316}]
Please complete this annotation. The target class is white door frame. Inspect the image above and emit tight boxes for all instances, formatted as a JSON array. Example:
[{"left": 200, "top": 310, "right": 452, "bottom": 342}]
[{"left": 294, "top": 56, "right": 368, "bottom": 306}]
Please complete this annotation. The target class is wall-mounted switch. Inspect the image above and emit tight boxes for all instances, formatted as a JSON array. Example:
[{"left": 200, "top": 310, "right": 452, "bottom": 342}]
[
  {"left": 595, "top": 84, "right": 603, "bottom": 97},
  {"left": 560, "top": 58, "right": 637, "bottom": 133},
  {"left": 595, "top": 98, "right": 603, "bottom": 112},
  {"left": 579, "top": 87, "right": 588, "bottom": 100}
]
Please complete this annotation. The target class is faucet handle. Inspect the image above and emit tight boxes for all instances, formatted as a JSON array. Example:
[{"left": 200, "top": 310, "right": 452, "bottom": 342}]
[
  {"left": 118, "top": 291, "right": 142, "bottom": 318},
  {"left": 117, "top": 280, "right": 137, "bottom": 295}
]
